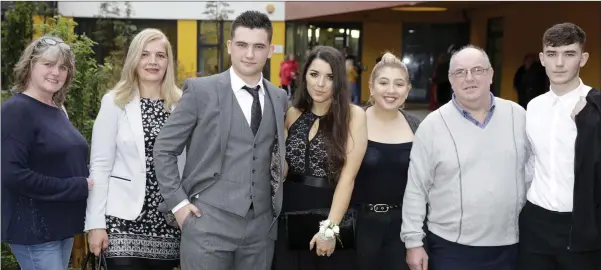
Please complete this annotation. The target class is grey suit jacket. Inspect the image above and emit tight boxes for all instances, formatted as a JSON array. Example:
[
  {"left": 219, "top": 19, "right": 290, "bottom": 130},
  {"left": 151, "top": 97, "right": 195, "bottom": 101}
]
[{"left": 153, "top": 71, "right": 288, "bottom": 218}]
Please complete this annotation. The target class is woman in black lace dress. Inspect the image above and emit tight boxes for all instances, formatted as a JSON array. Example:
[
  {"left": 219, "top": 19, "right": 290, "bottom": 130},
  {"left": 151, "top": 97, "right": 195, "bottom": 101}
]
[
  {"left": 86, "top": 29, "right": 183, "bottom": 270},
  {"left": 274, "top": 46, "right": 368, "bottom": 269}
]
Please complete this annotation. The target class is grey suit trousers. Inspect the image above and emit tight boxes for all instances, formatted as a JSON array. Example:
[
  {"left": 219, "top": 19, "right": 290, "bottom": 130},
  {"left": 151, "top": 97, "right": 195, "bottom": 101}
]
[{"left": 180, "top": 198, "right": 274, "bottom": 270}]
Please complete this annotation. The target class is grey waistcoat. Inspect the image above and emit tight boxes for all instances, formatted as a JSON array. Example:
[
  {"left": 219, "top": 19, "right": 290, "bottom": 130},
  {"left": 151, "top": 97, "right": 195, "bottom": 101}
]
[{"left": 197, "top": 91, "right": 276, "bottom": 217}]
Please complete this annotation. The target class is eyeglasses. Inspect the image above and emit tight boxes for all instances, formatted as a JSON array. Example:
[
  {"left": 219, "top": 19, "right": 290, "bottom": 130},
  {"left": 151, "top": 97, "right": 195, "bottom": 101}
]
[
  {"left": 449, "top": 67, "right": 490, "bottom": 79},
  {"left": 36, "top": 38, "right": 71, "bottom": 51}
]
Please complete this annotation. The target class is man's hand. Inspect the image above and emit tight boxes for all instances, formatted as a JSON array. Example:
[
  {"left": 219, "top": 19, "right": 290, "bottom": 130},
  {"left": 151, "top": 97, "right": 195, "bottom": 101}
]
[
  {"left": 571, "top": 96, "right": 587, "bottom": 121},
  {"left": 87, "top": 229, "right": 108, "bottom": 256},
  {"left": 406, "top": 246, "right": 429, "bottom": 270},
  {"left": 174, "top": 203, "right": 202, "bottom": 229}
]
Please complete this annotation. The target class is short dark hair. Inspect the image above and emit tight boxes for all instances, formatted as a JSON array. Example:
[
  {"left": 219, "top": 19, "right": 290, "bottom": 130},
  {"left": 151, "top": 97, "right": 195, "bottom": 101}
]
[
  {"left": 230, "top": 11, "right": 273, "bottom": 43},
  {"left": 542, "top": 22, "right": 586, "bottom": 49}
]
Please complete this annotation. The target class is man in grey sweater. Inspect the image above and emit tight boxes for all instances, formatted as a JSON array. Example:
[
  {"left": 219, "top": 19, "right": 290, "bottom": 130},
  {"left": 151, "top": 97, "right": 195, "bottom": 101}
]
[{"left": 401, "top": 45, "right": 531, "bottom": 270}]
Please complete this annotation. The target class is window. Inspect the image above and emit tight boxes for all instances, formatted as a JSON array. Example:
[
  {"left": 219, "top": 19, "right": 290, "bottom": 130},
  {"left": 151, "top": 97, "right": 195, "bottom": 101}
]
[
  {"left": 197, "top": 21, "right": 230, "bottom": 76},
  {"left": 486, "top": 17, "right": 504, "bottom": 97}
]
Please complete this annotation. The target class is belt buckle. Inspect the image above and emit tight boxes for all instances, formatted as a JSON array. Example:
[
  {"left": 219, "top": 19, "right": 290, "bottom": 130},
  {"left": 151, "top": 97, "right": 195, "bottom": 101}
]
[{"left": 373, "top": 204, "right": 389, "bottom": 213}]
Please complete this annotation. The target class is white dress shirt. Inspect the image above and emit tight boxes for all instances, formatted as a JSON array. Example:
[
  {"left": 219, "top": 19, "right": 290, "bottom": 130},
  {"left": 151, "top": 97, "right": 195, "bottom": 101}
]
[
  {"left": 526, "top": 79, "right": 592, "bottom": 212},
  {"left": 171, "top": 68, "right": 266, "bottom": 213}
]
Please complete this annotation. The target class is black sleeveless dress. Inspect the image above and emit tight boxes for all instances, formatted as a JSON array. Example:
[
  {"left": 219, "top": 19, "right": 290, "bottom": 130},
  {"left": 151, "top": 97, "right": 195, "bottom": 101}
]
[{"left": 274, "top": 110, "right": 356, "bottom": 270}]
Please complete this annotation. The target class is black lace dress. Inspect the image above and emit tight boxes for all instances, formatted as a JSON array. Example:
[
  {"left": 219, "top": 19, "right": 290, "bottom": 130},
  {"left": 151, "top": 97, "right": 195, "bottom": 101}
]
[
  {"left": 104, "top": 98, "right": 180, "bottom": 264},
  {"left": 274, "top": 110, "right": 356, "bottom": 270}
]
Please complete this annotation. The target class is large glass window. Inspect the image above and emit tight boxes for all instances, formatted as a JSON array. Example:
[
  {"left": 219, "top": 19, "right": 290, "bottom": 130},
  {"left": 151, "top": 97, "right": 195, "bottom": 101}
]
[
  {"left": 198, "top": 21, "right": 230, "bottom": 76},
  {"left": 486, "top": 17, "right": 504, "bottom": 97},
  {"left": 402, "top": 23, "right": 470, "bottom": 103}
]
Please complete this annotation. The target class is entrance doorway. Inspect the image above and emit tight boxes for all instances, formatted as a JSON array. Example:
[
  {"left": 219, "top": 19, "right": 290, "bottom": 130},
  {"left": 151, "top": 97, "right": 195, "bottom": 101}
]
[
  {"left": 402, "top": 23, "right": 470, "bottom": 103},
  {"left": 285, "top": 22, "right": 364, "bottom": 100}
]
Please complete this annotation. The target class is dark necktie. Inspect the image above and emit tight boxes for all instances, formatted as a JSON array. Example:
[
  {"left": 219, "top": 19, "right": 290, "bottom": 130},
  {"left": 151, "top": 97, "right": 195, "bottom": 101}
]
[{"left": 243, "top": 85, "right": 262, "bottom": 135}]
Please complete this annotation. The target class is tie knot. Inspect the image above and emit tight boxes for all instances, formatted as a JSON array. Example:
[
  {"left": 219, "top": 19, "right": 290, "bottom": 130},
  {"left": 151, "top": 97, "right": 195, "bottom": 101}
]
[{"left": 243, "top": 85, "right": 261, "bottom": 94}]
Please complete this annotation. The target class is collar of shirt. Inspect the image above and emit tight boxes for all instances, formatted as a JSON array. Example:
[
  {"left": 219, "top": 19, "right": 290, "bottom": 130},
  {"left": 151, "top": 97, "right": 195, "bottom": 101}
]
[
  {"left": 229, "top": 67, "right": 266, "bottom": 96},
  {"left": 452, "top": 92, "right": 496, "bottom": 116},
  {"left": 451, "top": 92, "right": 496, "bottom": 128},
  {"left": 546, "top": 78, "right": 591, "bottom": 106}
]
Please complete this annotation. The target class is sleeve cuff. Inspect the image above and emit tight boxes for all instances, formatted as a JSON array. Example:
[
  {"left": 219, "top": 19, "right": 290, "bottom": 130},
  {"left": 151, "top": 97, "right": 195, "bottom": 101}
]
[
  {"left": 172, "top": 199, "right": 191, "bottom": 213},
  {"left": 402, "top": 236, "right": 424, "bottom": 249}
]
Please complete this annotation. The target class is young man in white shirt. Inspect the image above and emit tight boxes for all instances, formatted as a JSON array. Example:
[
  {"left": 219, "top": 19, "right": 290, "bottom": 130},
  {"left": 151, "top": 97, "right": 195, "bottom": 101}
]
[{"left": 519, "top": 22, "right": 601, "bottom": 270}]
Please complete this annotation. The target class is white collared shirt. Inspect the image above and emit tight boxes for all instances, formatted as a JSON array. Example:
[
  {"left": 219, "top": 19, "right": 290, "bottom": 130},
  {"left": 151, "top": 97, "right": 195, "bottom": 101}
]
[
  {"left": 526, "top": 79, "right": 592, "bottom": 212},
  {"left": 229, "top": 68, "right": 265, "bottom": 126}
]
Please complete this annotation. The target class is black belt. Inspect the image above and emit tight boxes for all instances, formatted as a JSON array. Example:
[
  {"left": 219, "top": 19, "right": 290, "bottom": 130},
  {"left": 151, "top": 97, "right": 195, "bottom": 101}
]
[
  {"left": 286, "top": 174, "right": 334, "bottom": 189},
  {"left": 358, "top": 203, "right": 402, "bottom": 213}
]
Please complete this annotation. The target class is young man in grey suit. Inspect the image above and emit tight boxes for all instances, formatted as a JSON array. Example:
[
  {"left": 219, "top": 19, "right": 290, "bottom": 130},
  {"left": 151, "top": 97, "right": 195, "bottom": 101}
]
[{"left": 153, "top": 11, "right": 288, "bottom": 270}]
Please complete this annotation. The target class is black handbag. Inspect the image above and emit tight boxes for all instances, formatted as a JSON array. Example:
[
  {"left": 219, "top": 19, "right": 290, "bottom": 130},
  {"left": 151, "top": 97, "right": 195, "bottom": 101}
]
[
  {"left": 81, "top": 251, "right": 108, "bottom": 270},
  {"left": 285, "top": 212, "right": 355, "bottom": 251}
]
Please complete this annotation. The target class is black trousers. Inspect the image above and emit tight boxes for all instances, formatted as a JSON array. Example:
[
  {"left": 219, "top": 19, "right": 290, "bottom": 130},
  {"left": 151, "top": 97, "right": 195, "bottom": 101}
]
[
  {"left": 355, "top": 208, "right": 408, "bottom": 270},
  {"left": 105, "top": 257, "right": 179, "bottom": 270},
  {"left": 518, "top": 201, "right": 600, "bottom": 270},
  {"left": 428, "top": 233, "right": 518, "bottom": 270}
]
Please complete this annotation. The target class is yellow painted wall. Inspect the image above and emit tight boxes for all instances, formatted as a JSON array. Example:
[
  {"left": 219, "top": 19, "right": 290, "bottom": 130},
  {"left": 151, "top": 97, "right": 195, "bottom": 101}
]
[
  {"left": 469, "top": 2, "right": 601, "bottom": 100},
  {"left": 176, "top": 20, "right": 197, "bottom": 84},
  {"left": 270, "top": 21, "right": 285, "bottom": 86},
  {"left": 360, "top": 22, "right": 403, "bottom": 102}
]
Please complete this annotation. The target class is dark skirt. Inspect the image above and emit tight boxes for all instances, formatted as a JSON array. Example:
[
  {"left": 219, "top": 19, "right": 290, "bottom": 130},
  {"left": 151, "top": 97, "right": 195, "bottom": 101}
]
[{"left": 274, "top": 216, "right": 356, "bottom": 270}]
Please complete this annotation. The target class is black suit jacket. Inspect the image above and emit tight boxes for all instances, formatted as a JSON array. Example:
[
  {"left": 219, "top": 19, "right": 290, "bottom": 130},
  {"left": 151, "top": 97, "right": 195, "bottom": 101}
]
[{"left": 572, "top": 88, "right": 601, "bottom": 252}]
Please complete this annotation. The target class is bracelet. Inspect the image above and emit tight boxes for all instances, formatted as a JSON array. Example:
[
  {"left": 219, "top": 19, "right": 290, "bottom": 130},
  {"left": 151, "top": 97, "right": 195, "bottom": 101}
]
[{"left": 318, "top": 219, "right": 340, "bottom": 241}]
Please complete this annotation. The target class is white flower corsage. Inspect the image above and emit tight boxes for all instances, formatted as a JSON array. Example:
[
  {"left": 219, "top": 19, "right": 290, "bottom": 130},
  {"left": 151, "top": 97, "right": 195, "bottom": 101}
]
[{"left": 318, "top": 219, "right": 343, "bottom": 247}]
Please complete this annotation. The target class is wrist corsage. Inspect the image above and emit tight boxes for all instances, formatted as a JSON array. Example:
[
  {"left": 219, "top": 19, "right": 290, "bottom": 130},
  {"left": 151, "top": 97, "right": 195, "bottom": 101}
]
[{"left": 318, "top": 219, "right": 343, "bottom": 247}]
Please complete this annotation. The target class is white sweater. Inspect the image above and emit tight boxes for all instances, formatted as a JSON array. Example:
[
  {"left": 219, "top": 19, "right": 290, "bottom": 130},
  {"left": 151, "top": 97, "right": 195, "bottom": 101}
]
[{"left": 401, "top": 98, "right": 530, "bottom": 248}]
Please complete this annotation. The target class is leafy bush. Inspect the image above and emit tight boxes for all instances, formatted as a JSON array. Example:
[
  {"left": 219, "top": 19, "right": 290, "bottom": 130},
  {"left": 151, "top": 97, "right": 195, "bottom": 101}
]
[{"left": 1, "top": 2, "right": 36, "bottom": 91}]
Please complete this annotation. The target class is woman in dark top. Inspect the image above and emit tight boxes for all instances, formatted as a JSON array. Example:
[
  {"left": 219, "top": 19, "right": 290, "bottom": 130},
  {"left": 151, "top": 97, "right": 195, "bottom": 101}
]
[
  {"left": 274, "top": 46, "right": 368, "bottom": 270},
  {"left": 1, "top": 35, "right": 92, "bottom": 270},
  {"left": 351, "top": 52, "right": 421, "bottom": 270}
]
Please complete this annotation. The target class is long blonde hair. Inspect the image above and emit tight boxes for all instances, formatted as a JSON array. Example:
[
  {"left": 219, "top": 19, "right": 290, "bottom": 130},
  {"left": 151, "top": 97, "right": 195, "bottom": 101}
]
[
  {"left": 368, "top": 52, "right": 411, "bottom": 106},
  {"left": 11, "top": 35, "right": 76, "bottom": 106},
  {"left": 112, "top": 28, "right": 181, "bottom": 112}
]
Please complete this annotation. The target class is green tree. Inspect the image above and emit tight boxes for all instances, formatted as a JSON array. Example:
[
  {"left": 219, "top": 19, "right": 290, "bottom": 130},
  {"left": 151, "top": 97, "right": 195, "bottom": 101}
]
[
  {"left": 1, "top": 2, "right": 36, "bottom": 90},
  {"left": 93, "top": 1, "right": 137, "bottom": 91}
]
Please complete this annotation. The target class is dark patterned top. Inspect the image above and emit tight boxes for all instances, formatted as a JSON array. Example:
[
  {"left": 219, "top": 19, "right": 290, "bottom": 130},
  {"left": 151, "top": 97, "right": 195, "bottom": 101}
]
[
  {"left": 282, "top": 111, "right": 354, "bottom": 228},
  {"left": 104, "top": 98, "right": 180, "bottom": 260},
  {"left": 285, "top": 111, "right": 328, "bottom": 177}
]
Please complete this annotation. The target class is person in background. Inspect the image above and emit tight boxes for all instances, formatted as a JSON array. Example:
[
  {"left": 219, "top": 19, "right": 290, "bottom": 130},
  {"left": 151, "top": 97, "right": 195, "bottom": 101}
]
[
  {"left": 402, "top": 45, "right": 530, "bottom": 270},
  {"left": 352, "top": 52, "right": 421, "bottom": 270},
  {"left": 85, "top": 28, "right": 184, "bottom": 270},
  {"left": 513, "top": 53, "right": 548, "bottom": 109},
  {"left": 346, "top": 58, "right": 360, "bottom": 104},
  {"left": 274, "top": 45, "right": 367, "bottom": 270},
  {"left": 1, "top": 35, "right": 93, "bottom": 270},
  {"left": 280, "top": 53, "right": 299, "bottom": 99},
  {"left": 519, "top": 22, "right": 601, "bottom": 270}
]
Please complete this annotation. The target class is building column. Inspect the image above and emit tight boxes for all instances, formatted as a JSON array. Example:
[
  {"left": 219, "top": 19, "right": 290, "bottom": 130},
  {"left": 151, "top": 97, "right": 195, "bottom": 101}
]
[
  {"left": 270, "top": 21, "right": 285, "bottom": 86},
  {"left": 177, "top": 20, "right": 197, "bottom": 84}
]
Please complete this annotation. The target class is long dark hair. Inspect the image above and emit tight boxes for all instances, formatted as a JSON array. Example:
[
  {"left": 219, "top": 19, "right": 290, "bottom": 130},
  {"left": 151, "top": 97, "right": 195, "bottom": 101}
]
[{"left": 292, "top": 46, "right": 351, "bottom": 182}]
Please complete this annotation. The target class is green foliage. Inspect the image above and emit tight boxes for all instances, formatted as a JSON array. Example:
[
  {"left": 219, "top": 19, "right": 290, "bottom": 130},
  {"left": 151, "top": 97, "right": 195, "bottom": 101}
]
[
  {"left": 94, "top": 2, "right": 137, "bottom": 92},
  {"left": 1, "top": 2, "right": 36, "bottom": 90},
  {"left": 35, "top": 16, "right": 102, "bottom": 142},
  {"left": 1, "top": 243, "right": 18, "bottom": 270}
]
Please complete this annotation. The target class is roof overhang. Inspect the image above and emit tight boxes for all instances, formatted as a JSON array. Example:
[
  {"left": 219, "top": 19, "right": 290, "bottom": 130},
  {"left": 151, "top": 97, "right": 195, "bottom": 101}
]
[{"left": 285, "top": 1, "right": 422, "bottom": 21}]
